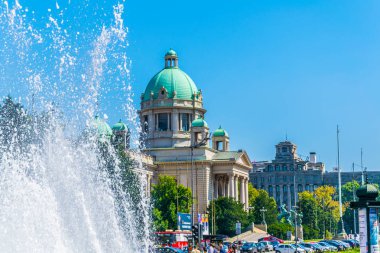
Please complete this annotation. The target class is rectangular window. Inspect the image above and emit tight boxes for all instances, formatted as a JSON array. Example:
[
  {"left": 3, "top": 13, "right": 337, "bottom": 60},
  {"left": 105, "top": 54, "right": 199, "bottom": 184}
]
[
  {"left": 275, "top": 165, "right": 280, "bottom": 171},
  {"left": 143, "top": 115, "right": 148, "bottom": 132},
  {"left": 157, "top": 113, "right": 169, "bottom": 131},
  {"left": 282, "top": 165, "right": 287, "bottom": 171},
  {"left": 180, "top": 113, "right": 190, "bottom": 131}
]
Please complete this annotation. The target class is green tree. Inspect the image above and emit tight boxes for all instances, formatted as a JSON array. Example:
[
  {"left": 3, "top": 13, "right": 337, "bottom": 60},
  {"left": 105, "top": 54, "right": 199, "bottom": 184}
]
[
  {"left": 151, "top": 175, "right": 192, "bottom": 231},
  {"left": 250, "top": 189, "right": 277, "bottom": 225},
  {"left": 298, "top": 191, "right": 321, "bottom": 230},
  {"left": 342, "top": 180, "right": 360, "bottom": 234},
  {"left": 267, "top": 222, "right": 292, "bottom": 239},
  {"left": 208, "top": 197, "right": 248, "bottom": 237},
  {"left": 314, "top": 186, "right": 341, "bottom": 238},
  {"left": 248, "top": 183, "right": 259, "bottom": 205},
  {"left": 0, "top": 96, "right": 32, "bottom": 153}
]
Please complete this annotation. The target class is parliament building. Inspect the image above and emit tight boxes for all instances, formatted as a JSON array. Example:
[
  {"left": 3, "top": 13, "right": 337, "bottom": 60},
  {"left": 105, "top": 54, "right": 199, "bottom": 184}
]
[{"left": 138, "top": 49, "right": 253, "bottom": 215}]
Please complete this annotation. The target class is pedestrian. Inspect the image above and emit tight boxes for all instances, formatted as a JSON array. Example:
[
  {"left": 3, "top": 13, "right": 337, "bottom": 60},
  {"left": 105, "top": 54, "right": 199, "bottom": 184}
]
[
  {"left": 192, "top": 245, "right": 201, "bottom": 253},
  {"left": 219, "top": 243, "right": 226, "bottom": 253},
  {"left": 208, "top": 243, "right": 215, "bottom": 253}
]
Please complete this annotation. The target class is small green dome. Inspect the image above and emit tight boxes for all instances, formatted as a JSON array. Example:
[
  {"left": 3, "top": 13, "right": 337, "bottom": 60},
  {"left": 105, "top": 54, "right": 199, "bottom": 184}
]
[
  {"left": 112, "top": 120, "right": 127, "bottom": 131},
  {"left": 213, "top": 126, "right": 228, "bottom": 137},
  {"left": 166, "top": 49, "right": 177, "bottom": 56},
  {"left": 356, "top": 184, "right": 379, "bottom": 200},
  {"left": 192, "top": 116, "right": 208, "bottom": 128},
  {"left": 92, "top": 116, "right": 113, "bottom": 140}
]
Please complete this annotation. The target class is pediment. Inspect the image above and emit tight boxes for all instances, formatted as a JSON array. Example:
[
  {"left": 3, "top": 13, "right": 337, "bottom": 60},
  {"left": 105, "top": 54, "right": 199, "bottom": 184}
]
[{"left": 237, "top": 151, "right": 253, "bottom": 168}]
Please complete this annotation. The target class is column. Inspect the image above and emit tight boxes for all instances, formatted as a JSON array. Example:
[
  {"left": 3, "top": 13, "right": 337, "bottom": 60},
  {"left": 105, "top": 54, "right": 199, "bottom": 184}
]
[
  {"left": 240, "top": 177, "right": 245, "bottom": 205},
  {"left": 172, "top": 110, "right": 179, "bottom": 132},
  {"left": 221, "top": 180, "right": 225, "bottom": 197},
  {"left": 245, "top": 178, "right": 249, "bottom": 209},
  {"left": 148, "top": 110, "right": 154, "bottom": 134},
  {"left": 235, "top": 175, "right": 239, "bottom": 201},
  {"left": 229, "top": 174, "right": 235, "bottom": 199},
  {"left": 214, "top": 177, "right": 219, "bottom": 198}
]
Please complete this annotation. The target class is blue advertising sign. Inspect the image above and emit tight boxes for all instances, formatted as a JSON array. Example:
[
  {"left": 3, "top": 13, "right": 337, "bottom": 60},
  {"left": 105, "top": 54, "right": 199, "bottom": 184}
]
[
  {"left": 177, "top": 212, "right": 192, "bottom": 231},
  {"left": 369, "top": 208, "right": 379, "bottom": 253}
]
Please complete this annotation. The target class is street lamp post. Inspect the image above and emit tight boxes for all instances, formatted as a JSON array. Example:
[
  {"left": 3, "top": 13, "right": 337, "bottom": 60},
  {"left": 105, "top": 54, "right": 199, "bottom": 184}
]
[
  {"left": 190, "top": 133, "right": 210, "bottom": 246},
  {"left": 260, "top": 208, "right": 267, "bottom": 233}
]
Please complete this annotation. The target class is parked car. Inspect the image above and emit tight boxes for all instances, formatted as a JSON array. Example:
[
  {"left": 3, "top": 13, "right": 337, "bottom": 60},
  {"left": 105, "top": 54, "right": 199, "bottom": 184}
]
[
  {"left": 258, "top": 241, "right": 274, "bottom": 251},
  {"left": 276, "top": 244, "right": 305, "bottom": 253},
  {"left": 342, "top": 240, "right": 356, "bottom": 248},
  {"left": 310, "top": 243, "right": 329, "bottom": 252},
  {"left": 241, "top": 242, "right": 264, "bottom": 253},
  {"left": 156, "top": 247, "right": 185, "bottom": 253},
  {"left": 300, "top": 243, "right": 324, "bottom": 253},
  {"left": 334, "top": 240, "right": 350, "bottom": 250},
  {"left": 316, "top": 242, "right": 338, "bottom": 251},
  {"left": 292, "top": 244, "right": 313, "bottom": 253},
  {"left": 259, "top": 236, "right": 284, "bottom": 243},
  {"left": 320, "top": 241, "right": 344, "bottom": 251},
  {"left": 271, "top": 241, "right": 280, "bottom": 249},
  {"left": 233, "top": 240, "right": 247, "bottom": 247}
]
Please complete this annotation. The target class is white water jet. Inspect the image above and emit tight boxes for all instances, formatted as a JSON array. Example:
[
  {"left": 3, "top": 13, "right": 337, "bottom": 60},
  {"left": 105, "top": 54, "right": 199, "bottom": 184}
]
[{"left": 0, "top": 1, "right": 152, "bottom": 252}]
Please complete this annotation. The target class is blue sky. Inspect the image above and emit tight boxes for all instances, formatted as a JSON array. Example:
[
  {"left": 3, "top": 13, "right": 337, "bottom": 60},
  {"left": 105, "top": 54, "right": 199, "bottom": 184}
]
[
  {"left": 125, "top": 0, "right": 380, "bottom": 172},
  {"left": 1, "top": 0, "right": 380, "bottom": 172}
]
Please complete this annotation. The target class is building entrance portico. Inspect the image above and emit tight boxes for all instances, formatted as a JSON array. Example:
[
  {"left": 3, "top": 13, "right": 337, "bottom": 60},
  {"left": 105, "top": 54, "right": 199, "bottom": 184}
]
[{"left": 213, "top": 172, "right": 249, "bottom": 209}]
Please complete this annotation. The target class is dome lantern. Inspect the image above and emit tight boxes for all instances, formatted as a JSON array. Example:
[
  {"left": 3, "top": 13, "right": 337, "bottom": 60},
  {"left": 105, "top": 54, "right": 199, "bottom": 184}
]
[{"left": 165, "top": 48, "right": 178, "bottom": 68}]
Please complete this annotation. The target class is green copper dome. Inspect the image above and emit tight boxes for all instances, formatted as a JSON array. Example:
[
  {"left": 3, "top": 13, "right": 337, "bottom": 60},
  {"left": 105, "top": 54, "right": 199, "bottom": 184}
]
[
  {"left": 92, "top": 116, "right": 113, "bottom": 141},
  {"left": 192, "top": 117, "right": 208, "bottom": 128},
  {"left": 142, "top": 49, "right": 199, "bottom": 102},
  {"left": 112, "top": 120, "right": 127, "bottom": 131},
  {"left": 213, "top": 126, "right": 228, "bottom": 137}
]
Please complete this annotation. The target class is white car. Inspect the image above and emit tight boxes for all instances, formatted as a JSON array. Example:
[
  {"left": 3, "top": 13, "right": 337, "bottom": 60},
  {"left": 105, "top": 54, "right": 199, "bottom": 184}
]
[
  {"left": 258, "top": 241, "right": 274, "bottom": 251},
  {"left": 276, "top": 244, "right": 306, "bottom": 253}
]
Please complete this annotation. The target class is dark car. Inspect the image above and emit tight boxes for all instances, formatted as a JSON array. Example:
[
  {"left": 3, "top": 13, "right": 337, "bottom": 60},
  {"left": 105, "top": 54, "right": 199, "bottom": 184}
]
[
  {"left": 320, "top": 241, "right": 344, "bottom": 251},
  {"left": 271, "top": 241, "right": 280, "bottom": 249},
  {"left": 156, "top": 247, "right": 185, "bottom": 253},
  {"left": 342, "top": 240, "right": 357, "bottom": 248},
  {"left": 241, "top": 242, "right": 263, "bottom": 253},
  {"left": 300, "top": 243, "right": 323, "bottom": 253}
]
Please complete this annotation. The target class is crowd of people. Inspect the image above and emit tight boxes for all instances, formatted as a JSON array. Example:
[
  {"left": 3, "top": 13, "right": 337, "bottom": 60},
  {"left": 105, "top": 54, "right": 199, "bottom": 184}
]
[{"left": 190, "top": 242, "right": 238, "bottom": 253}]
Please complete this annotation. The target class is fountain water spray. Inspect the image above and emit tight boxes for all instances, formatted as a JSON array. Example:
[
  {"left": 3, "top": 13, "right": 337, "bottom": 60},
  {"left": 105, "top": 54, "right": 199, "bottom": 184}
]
[{"left": 0, "top": 1, "right": 152, "bottom": 252}]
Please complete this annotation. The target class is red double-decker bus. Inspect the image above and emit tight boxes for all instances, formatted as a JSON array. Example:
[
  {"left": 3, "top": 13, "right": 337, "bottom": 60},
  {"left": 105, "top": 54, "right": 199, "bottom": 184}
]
[{"left": 155, "top": 230, "right": 191, "bottom": 249}]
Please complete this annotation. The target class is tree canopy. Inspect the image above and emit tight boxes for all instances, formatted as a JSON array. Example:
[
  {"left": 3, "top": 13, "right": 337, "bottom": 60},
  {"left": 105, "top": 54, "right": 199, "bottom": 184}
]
[
  {"left": 208, "top": 197, "right": 248, "bottom": 237},
  {"left": 151, "top": 175, "right": 192, "bottom": 231}
]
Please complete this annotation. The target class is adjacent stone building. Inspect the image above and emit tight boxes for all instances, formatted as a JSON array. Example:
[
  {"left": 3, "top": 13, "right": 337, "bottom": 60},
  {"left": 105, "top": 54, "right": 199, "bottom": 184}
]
[
  {"left": 250, "top": 140, "right": 380, "bottom": 209},
  {"left": 250, "top": 141, "right": 325, "bottom": 208},
  {"left": 139, "top": 49, "right": 253, "bottom": 216}
]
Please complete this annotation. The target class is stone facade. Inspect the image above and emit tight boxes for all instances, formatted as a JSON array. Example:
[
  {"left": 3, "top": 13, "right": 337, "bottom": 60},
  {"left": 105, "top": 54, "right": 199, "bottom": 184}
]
[
  {"left": 139, "top": 50, "right": 253, "bottom": 217},
  {"left": 250, "top": 141, "right": 325, "bottom": 209},
  {"left": 250, "top": 141, "right": 380, "bottom": 209}
]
